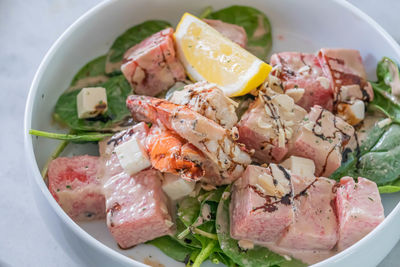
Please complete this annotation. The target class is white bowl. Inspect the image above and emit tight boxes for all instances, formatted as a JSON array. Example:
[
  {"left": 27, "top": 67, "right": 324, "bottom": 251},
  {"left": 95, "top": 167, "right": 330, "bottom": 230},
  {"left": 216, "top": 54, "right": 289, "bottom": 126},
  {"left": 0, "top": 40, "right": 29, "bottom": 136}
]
[{"left": 24, "top": 0, "right": 400, "bottom": 266}]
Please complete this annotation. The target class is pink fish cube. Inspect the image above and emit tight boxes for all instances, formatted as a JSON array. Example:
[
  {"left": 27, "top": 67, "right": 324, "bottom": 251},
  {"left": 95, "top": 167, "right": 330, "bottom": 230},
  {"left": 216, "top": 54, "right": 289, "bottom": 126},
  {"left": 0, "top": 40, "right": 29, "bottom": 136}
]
[
  {"left": 121, "top": 28, "right": 186, "bottom": 96},
  {"left": 48, "top": 155, "right": 105, "bottom": 221},
  {"left": 336, "top": 176, "right": 384, "bottom": 251}
]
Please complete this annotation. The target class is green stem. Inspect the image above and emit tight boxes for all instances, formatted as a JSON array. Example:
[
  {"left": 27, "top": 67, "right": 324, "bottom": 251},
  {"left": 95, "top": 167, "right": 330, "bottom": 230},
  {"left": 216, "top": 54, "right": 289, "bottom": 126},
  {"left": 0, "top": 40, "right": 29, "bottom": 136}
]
[
  {"left": 192, "top": 228, "right": 218, "bottom": 240},
  {"left": 369, "top": 104, "right": 400, "bottom": 124},
  {"left": 30, "top": 129, "right": 112, "bottom": 142},
  {"left": 177, "top": 227, "right": 191, "bottom": 240},
  {"left": 192, "top": 240, "right": 217, "bottom": 267},
  {"left": 199, "top": 6, "right": 212, "bottom": 19},
  {"left": 178, "top": 227, "right": 218, "bottom": 241},
  {"left": 186, "top": 250, "right": 200, "bottom": 267},
  {"left": 41, "top": 140, "right": 69, "bottom": 179}
]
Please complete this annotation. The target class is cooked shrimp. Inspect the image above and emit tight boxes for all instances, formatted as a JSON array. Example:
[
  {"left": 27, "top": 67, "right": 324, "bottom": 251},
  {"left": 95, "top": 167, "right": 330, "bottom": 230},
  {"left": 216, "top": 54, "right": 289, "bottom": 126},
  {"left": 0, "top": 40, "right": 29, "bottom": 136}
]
[
  {"left": 169, "top": 81, "right": 238, "bottom": 129},
  {"left": 146, "top": 125, "right": 205, "bottom": 181},
  {"left": 127, "top": 95, "right": 251, "bottom": 182}
]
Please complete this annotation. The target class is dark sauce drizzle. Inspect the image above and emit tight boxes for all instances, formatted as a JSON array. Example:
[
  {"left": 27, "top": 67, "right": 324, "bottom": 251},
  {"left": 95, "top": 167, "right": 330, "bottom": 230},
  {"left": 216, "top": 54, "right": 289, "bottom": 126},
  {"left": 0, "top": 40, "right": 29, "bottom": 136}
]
[
  {"left": 324, "top": 56, "right": 371, "bottom": 110},
  {"left": 248, "top": 166, "right": 294, "bottom": 213}
]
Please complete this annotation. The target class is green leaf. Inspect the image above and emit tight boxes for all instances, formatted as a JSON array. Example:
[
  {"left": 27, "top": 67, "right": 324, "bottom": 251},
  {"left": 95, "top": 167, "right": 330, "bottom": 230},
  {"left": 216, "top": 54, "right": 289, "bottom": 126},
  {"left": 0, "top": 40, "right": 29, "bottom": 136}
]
[
  {"left": 175, "top": 218, "right": 203, "bottom": 249},
  {"left": 147, "top": 235, "right": 194, "bottom": 262},
  {"left": 69, "top": 55, "right": 109, "bottom": 90},
  {"left": 216, "top": 186, "right": 306, "bottom": 267},
  {"left": 105, "top": 20, "right": 171, "bottom": 74},
  {"left": 207, "top": 5, "right": 272, "bottom": 60},
  {"left": 54, "top": 75, "right": 133, "bottom": 132},
  {"left": 232, "top": 94, "right": 255, "bottom": 120},
  {"left": 379, "top": 183, "right": 400, "bottom": 194},
  {"left": 331, "top": 123, "right": 400, "bottom": 186},
  {"left": 369, "top": 57, "right": 400, "bottom": 124},
  {"left": 330, "top": 124, "right": 386, "bottom": 181},
  {"left": 178, "top": 196, "right": 202, "bottom": 226},
  {"left": 376, "top": 57, "right": 400, "bottom": 87}
]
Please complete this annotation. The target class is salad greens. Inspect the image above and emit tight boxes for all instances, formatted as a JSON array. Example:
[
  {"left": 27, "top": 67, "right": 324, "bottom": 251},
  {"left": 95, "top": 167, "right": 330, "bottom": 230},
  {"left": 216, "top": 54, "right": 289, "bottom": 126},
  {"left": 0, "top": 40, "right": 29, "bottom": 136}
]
[
  {"left": 206, "top": 5, "right": 273, "bottom": 60},
  {"left": 216, "top": 186, "right": 306, "bottom": 267},
  {"left": 331, "top": 123, "right": 400, "bottom": 186},
  {"left": 369, "top": 57, "right": 400, "bottom": 124},
  {"left": 147, "top": 236, "right": 194, "bottom": 262},
  {"left": 69, "top": 55, "right": 109, "bottom": 90},
  {"left": 105, "top": 20, "right": 171, "bottom": 74},
  {"left": 331, "top": 57, "right": 400, "bottom": 193},
  {"left": 54, "top": 75, "right": 132, "bottom": 132}
]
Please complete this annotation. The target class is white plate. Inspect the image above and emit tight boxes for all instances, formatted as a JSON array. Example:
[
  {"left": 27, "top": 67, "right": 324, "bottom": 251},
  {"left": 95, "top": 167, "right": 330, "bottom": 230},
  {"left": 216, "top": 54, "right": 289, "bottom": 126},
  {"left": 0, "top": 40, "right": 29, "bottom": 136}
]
[{"left": 24, "top": 0, "right": 400, "bottom": 266}]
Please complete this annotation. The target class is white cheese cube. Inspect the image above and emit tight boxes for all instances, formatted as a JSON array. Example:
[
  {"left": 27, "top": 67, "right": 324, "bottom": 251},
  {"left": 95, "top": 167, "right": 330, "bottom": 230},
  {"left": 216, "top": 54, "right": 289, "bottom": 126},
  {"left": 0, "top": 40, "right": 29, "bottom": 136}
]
[
  {"left": 77, "top": 87, "right": 108, "bottom": 119},
  {"left": 115, "top": 137, "right": 151, "bottom": 175},
  {"left": 349, "top": 100, "right": 365, "bottom": 121},
  {"left": 281, "top": 156, "right": 315, "bottom": 179},
  {"left": 162, "top": 173, "right": 195, "bottom": 200},
  {"left": 337, "top": 100, "right": 365, "bottom": 125}
]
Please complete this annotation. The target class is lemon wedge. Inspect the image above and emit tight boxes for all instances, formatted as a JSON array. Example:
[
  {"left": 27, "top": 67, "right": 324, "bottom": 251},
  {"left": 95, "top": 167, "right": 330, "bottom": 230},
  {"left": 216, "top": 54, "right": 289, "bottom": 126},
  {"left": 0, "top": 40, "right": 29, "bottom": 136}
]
[{"left": 174, "top": 13, "right": 271, "bottom": 97}]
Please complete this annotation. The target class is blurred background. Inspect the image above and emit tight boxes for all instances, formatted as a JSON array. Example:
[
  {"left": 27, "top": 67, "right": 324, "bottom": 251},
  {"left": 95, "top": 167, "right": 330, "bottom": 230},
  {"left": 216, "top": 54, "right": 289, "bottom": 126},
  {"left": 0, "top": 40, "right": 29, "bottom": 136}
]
[{"left": 0, "top": 0, "right": 399, "bottom": 266}]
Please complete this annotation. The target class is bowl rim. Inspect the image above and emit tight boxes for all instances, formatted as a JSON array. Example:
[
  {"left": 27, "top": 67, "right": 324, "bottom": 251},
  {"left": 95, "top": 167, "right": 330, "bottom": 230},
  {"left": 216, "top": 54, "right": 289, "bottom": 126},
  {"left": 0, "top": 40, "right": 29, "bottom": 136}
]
[{"left": 23, "top": 0, "right": 400, "bottom": 266}]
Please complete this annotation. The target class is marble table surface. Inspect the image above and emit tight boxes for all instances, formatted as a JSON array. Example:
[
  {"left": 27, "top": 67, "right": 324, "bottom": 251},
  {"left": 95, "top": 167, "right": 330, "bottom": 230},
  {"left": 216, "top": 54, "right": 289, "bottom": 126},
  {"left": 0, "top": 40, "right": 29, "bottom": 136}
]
[{"left": 1, "top": 0, "right": 399, "bottom": 266}]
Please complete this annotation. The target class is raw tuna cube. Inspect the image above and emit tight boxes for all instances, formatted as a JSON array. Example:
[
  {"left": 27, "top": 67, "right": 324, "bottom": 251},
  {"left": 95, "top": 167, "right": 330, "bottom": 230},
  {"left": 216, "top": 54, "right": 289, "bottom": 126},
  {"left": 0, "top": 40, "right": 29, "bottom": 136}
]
[
  {"left": 103, "top": 169, "right": 173, "bottom": 248},
  {"left": 48, "top": 155, "right": 105, "bottom": 221},
  {"left": 278, "top": 177, "right": 338, "bottom": 250},
  {"left": 203, "top": 19, "right": 247, "bottom": 48},
  {"left": 336, "top": 176, "right": 384, "bottom": 251},
  {"left": 289, "top": 105, "right": 354, "bottom": 176},
  {"left": 318, "top": 48, "right": 374, "bottom": 103},
  {"left": 270, "top": 52, "right": 334, "bottom": 111},
  {"left": 121, "top": 28, "right": 186, "bottom": 96},
  {"left": 237, "top": 88, "right": 306, "bottom": 163},
  {"left": 169, "top": 81, "right": 238, "bottom": 129},
  {"left": 318, "top": 49, "right": 373, "bottom": 125},
  {"left": 98, "top": 122, "right": 150, "bottom": 180},
  {"left": 230, "top": 164, "right": 294, "bottom": 242}
]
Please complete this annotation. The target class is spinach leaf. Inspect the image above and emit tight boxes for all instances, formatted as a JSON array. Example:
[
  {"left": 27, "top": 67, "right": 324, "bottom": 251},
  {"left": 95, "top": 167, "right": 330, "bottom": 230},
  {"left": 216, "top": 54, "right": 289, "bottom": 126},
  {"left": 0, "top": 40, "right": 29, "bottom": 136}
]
[
  {"left": 105, "top": 20, "right": 171, "bottom": 74},
  {"left": 216, "top": 186, "right": 306, "bottom": 267},
  {"left": 54, "top": 75, "right": 132, "bottom": 131},
  {"left": 178, "top": 196, "right": 202, "bottom": 226},
  {"left": 331, "top": 123, "right": 400, "bottom": 186},
  {"left": 207, "top": 5, "right": 272, "bottom": 60},
  {"left": 147, "top": 235, "right": 194, "bottom": 262},
  {"left": 369, "top": 57, "right": 400, "bottom": 124},
  {"left": 376, "top": 57, "right": 400, "bottom": 87},
  {"left": 379, "top": 179, "right": 400, "bottom": 193},
  {"left": 69, "top": 55, "right": 109, "bottom": 91},
  {"left": 175, "top": 217, "right": 202, "bottom": 249},
  {"left": 232, "top": 94, "right": 255, "bottom": 120},
  {"left": 176, "top": 189, "right": 227, "bottom": 267}
]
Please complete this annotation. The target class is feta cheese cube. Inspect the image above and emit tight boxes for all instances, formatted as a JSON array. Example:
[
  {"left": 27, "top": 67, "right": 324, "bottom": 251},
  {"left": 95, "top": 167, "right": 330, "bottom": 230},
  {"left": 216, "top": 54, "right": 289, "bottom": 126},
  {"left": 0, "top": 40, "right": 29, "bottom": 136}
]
[
  {"left": 115, "top": 137, "right": 151, "bottom": 175},
  {"left": 281, "top": 156, "right": 315, "bottom": 179},
  {"left": 162, "top": 173, "right": 195, "bottom": 200},
  {"left": 337, "top": 100, "right": 365, "bottom": 125},
  {"left": 77, "top": 87, "right": 108, "bottom": 119}
]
